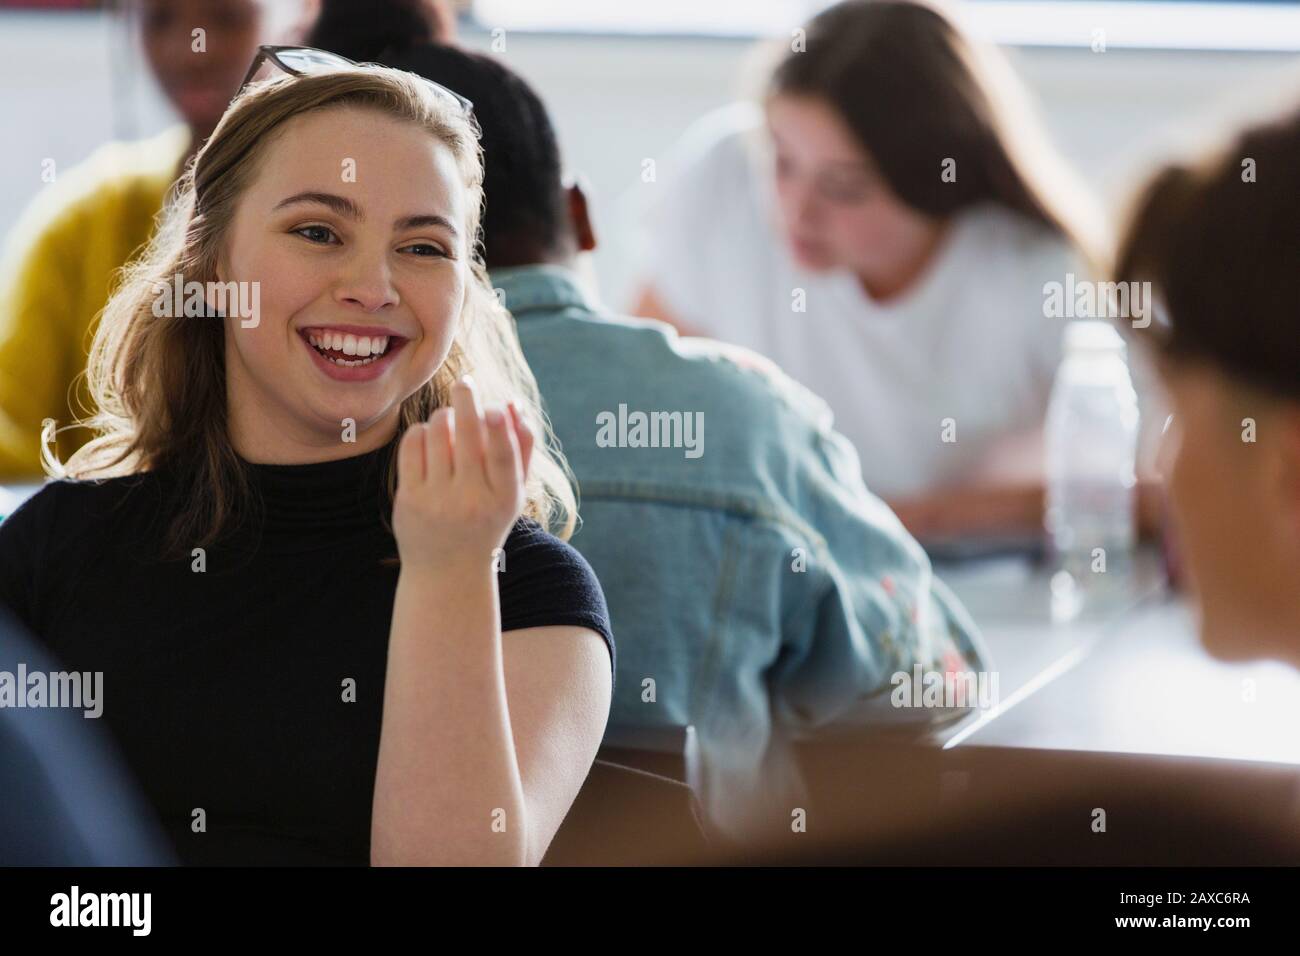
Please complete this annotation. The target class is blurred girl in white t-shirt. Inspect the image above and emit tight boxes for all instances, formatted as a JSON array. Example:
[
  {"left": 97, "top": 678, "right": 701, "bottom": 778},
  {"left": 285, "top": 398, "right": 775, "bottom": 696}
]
[{"left": 632, "top": 0, "right": 1130, "bottom": 540}]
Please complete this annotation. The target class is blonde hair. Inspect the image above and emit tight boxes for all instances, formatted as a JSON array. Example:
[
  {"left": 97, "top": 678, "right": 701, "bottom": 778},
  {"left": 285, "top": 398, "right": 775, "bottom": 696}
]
[{"left": 48, "top": 66, "right": 577, "bottom": 553}]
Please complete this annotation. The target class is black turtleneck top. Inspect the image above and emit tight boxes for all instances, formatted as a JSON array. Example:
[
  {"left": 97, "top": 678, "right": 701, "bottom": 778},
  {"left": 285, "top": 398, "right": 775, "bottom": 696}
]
[{"left": 0, "top": 439, "right": 613, "bottom": 866}]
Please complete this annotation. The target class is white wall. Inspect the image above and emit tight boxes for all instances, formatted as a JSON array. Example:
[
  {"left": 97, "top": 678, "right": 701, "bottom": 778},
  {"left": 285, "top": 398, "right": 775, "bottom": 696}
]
[{"left": 2, "top": 10, "right": 1297, "bottom": 311}]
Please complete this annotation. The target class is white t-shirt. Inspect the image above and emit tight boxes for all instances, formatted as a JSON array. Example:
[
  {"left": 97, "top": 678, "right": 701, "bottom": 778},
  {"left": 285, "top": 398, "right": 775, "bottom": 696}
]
[{"left": 635, "top": 103, "right": 1085, "bottom": 501}]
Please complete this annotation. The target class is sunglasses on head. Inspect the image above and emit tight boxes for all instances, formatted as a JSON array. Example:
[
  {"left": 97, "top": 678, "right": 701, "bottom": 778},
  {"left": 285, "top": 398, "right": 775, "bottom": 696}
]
[{"left": 238, "top": 45, "right": 474, "bottom": 115}]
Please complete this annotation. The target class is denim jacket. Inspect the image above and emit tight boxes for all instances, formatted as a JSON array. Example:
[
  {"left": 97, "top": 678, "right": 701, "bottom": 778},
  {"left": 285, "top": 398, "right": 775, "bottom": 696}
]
[{"left": 495, "top": 264, "right": 991, "bottom": 837}]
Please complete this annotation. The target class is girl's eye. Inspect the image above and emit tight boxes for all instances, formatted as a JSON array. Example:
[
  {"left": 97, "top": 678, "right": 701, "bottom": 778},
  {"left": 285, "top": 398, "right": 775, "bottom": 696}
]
[
  {"left": 294, "top": 225, "right": 338, "bottom": 245},
  {"left": 819, "top": 181, "right": 871, "bottom": 204},
  {"left": 400, "top": 243, "right": 448, "bottom": 259}
]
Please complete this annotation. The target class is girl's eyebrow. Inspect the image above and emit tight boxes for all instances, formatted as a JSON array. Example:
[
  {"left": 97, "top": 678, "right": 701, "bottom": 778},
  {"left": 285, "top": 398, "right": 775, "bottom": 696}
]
[
  {"left": 768, "top": 134, "right": 870, "bottom": 174},
  {"left": 273, "top": 192, "right": 459, "bottom": 238},
  {"left": 275, "top": 191, "right": 362, "bottom": 219},
  {"left": 396, "top": 214, "right": 459, "bottom": 239}
]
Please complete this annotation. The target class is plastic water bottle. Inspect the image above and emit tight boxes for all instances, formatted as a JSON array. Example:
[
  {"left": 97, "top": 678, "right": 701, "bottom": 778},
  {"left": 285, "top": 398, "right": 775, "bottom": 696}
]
[{"left": 1044, "top": 321, "right": 1140, "bottom": 621}]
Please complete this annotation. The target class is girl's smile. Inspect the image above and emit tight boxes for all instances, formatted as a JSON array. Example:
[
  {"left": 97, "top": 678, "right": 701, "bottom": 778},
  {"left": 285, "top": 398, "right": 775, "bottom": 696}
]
[{"left": 298, "top": 324, "right": 412, "bottom": 382}]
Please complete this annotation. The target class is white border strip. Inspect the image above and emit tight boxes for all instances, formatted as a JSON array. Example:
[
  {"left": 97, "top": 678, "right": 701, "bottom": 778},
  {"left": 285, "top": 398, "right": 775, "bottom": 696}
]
[{"left": 470, "top": 1, "right": 1300, "bottom": 52}]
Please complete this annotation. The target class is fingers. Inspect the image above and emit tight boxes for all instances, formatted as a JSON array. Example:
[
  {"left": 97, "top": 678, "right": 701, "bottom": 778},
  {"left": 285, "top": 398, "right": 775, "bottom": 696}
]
[
  {"left": 483, "top": 404, "right": 522, "bottom": 494},
  {"left": 438, "top": 377, "right": 527, "bottom": 497},
  {"left": 507, "top": 401, "right": 534, "bottom": 481},
  {"left": 450, "top": 376, "right": 486, "bottom": 478},
  {"left": 425, "top": 407, "right": 455, "bottom": 481},
  {"left": 397, "top": 419, "right": 426, "bottom": 487}
]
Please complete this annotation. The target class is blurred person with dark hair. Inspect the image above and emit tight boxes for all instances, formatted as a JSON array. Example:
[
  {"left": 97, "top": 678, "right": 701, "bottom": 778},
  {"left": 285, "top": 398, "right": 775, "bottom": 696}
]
[
  {"left": 377, "top": 40, "right": 990, "bottom": 839},
  {"left": 301, "top": 0, "right": 454, "bottom": 61},
  {"left": 630, "top": 0, "right": 1126, "bottom": 540},
  {"left": 1114, "top": 104, "right": 1300, "bottom": 663}
]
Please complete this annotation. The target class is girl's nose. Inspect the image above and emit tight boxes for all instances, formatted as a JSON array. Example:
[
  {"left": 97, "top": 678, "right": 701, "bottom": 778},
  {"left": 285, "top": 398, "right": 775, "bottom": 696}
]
[{"left": 334, "top": 257, "right": 399, "bottom": 313}]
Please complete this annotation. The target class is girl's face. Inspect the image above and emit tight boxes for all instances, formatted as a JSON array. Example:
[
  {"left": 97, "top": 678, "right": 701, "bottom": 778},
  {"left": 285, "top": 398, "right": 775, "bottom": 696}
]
[
  {"left": 219, "top": 105, "right": 468, "bottom": 461},
  {"left": 1158, "top": 358, "right": 1300, "bottom": 666},
  {"left": 765, "top": 94, "right": 942, "bottom": 280},
  {"left": 141, "top": 0, "right": 265, "bottom": 140}
]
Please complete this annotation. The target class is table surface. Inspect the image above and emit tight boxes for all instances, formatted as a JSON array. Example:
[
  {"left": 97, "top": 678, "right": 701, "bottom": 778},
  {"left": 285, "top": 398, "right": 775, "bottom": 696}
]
[{"left": 934, "top": 550, "right": 1300, "bottom": 766}]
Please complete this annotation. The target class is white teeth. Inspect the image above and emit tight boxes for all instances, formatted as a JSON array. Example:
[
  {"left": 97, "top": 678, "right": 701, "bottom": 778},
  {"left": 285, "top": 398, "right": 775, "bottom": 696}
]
[{"left": 305, "top": 329, "right": 394, "bottom": 363}]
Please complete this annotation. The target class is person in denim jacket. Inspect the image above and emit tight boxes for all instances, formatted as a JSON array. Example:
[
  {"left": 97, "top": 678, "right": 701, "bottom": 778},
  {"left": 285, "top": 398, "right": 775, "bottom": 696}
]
[{"left": 383, "top": 43, "right": 992, "bottom": 838}]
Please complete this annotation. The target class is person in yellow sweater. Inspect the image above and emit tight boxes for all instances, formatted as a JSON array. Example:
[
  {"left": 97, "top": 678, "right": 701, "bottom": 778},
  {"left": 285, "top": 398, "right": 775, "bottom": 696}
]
[
  {"left": 0, "top": 0, "right": 272, "bottom": 479},
  {"left": 0, "top": 128, "right": 188, "bottom": 479}
]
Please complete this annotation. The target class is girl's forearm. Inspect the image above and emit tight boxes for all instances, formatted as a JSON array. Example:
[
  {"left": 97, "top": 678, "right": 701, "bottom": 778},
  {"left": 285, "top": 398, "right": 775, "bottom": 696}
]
[
  {"left": 888, "top": 480, "right": 1164, "bottom": 541},
  {"left": 887, "top": 484, "right": 1046, "bottom": 539},
  {"left": 371, "top": 562, "right": 528, "bottom": 866}
]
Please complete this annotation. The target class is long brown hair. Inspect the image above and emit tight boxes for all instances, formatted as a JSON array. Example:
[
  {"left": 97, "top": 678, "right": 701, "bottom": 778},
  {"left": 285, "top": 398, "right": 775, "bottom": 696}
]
[
  {"left": 1113, "top": 104, "right": 1300, "bottom": 401},
  {"left": 47, "top": 66, "right": 577, "bottom": 555},
  {"left": 769, "top": 0, "right": 1101, "bottom": 263}
]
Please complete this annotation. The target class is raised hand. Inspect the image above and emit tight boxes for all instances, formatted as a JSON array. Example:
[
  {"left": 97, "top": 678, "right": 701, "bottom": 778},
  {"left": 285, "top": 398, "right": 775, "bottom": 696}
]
[{"left": 393, "top": 376, "right": 534, "bottom": 570}]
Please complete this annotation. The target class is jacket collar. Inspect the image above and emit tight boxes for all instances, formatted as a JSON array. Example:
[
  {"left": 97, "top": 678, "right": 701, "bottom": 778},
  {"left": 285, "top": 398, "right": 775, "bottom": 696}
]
[{"left": 488, "top": 264, "right": 599, "bottom": 319}]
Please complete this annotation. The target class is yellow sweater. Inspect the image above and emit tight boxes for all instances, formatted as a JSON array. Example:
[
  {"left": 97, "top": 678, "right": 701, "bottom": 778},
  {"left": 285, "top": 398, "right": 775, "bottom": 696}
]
[{"left": 0, "top": 126, "right": 189, "bottom": 479}]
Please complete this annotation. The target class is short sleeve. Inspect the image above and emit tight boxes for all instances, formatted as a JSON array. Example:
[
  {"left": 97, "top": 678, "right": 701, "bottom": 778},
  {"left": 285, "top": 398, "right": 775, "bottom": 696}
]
[
  {"left": 634, "top": 103, "right": 765, "bottom": 337},
  {"left": 497, "top": 519, "right": 615, "bottom": 678}
]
